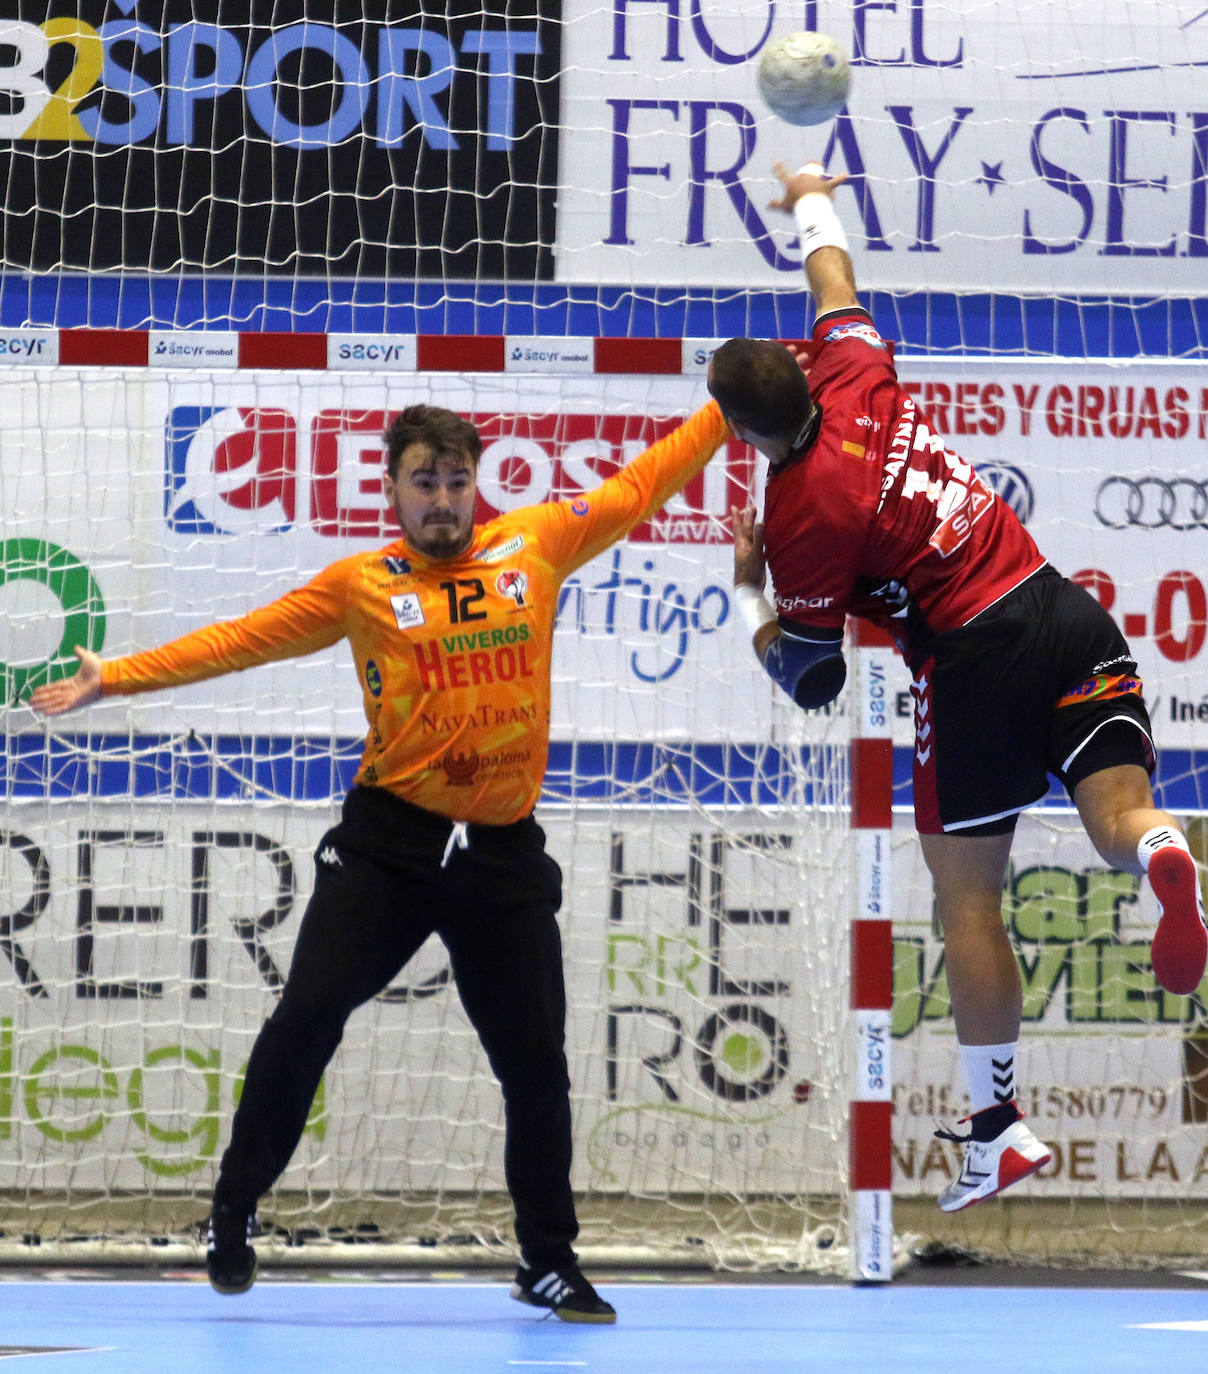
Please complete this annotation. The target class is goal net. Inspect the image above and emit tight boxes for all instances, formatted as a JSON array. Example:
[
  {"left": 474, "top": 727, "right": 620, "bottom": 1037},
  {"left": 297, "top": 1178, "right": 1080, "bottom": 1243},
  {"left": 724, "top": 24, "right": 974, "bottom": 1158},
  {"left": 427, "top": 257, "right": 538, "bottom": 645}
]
[
  {"left": 0, "top": 365, "right": 858, "bottom": 1272},
  {"left": 1, "top": 0, "right": 1206, "bottom": 1274}
]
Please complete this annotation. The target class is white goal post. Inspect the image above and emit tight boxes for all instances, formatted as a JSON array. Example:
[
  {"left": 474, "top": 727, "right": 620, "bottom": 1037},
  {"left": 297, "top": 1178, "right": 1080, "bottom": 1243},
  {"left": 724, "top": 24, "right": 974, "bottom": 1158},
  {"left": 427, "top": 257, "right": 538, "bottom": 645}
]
[{"left": 0, "top": 344, "right": 866, "bottom": 1274}]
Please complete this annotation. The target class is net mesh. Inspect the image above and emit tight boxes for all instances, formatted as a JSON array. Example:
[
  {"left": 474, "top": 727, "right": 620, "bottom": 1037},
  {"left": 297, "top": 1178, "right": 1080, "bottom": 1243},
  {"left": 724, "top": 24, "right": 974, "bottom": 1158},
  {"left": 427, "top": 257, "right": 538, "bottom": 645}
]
[
  {"left": 0, "top": 366, "right": 856, "bottom": 1271},
  {"left": 0, "top": 1, "right": 1207, "bottom": 1271}
]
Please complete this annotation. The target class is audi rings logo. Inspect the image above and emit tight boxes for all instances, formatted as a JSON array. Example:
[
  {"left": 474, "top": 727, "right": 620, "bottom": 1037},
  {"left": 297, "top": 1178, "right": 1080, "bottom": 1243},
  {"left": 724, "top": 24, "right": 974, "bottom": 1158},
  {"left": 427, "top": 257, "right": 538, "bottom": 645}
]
[
  {"left": 975, "top": 462, "right": 1034, "bottom": 524},
  {"left": 1096, "top": 477, "right": 1208, "bottom": 530}
]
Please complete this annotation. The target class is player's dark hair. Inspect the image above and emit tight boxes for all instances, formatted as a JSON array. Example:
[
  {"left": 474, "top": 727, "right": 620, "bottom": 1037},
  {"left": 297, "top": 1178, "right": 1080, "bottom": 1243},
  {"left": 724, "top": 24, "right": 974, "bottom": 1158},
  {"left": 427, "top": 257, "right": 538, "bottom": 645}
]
[
  {"left": 707, "top": 338, "right": 812, "bottom": 441},
  {"left": 384, "top": 405, "right": 482, "bottom": 479}
]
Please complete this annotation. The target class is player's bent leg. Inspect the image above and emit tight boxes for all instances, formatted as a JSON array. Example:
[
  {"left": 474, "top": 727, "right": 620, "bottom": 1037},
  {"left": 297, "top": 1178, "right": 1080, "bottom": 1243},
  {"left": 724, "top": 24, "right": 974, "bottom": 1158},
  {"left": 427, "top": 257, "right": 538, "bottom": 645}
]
[
  {"left": 213, "top": 996, "right": 346, "bottom": 1202},
  {"left": 204, "top": 842, "right": 427, "bottom": 1296},
  {"left": 1072, "top": 768, "right": 1208, "bottom": 996},
  {"left": 935, "top": 1104, "right": 1053, "bottom": 1213},
  {"left": 203, "top": 999, "right": 341, "bottom": 1297},
  {"left": 1147, "top": 839, "right": 1208, "bottom": 995}
]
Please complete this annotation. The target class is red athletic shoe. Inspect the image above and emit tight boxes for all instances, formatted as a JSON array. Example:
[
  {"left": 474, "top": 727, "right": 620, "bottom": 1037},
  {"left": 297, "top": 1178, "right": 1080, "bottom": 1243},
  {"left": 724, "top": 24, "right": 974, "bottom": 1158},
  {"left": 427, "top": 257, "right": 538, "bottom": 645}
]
[{"left": 1149, "top": 846, "right": 1208, "bottom": 995}]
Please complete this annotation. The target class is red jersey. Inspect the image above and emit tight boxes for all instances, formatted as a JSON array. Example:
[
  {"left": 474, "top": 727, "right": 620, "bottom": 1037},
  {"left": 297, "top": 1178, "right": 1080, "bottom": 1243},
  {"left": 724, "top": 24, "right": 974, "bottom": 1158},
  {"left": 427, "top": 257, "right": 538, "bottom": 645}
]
[{"left": 763, "top": 308, "right": 1045, "bottom": 658}]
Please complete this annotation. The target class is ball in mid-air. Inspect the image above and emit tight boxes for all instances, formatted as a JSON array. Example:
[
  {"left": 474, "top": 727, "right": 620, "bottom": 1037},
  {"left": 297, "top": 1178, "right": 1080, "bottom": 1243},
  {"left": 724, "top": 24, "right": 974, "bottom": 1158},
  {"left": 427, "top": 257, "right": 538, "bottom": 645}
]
[{"left": 757, "top": 32, "right": 851, "bottom": 126}]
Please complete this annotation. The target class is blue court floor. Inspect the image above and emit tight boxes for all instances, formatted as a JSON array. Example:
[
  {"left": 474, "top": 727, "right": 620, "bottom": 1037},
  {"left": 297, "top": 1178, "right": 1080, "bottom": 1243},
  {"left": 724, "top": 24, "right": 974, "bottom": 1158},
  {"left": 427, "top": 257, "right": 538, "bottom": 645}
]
[{"left": 1, "top": 1273, "right": 1207, "bottom": 1373}]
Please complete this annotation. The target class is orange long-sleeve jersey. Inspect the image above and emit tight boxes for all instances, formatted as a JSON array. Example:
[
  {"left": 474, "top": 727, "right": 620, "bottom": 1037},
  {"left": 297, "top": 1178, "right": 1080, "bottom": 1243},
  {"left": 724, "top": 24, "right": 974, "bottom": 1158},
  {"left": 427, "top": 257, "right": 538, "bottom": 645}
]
[{"left": 102, "top": 401, "right": 728, "bottom": 824}]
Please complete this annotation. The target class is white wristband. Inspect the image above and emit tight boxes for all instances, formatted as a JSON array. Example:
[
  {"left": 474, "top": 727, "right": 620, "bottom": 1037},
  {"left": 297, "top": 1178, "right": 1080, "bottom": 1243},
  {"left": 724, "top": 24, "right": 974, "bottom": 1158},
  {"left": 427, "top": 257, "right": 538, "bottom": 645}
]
[
  {"left": 734, "top": 583, "right": 777, "bottom": 638},
  {"left": 793, "top": 191, "right": 850, "bottom": 259}
]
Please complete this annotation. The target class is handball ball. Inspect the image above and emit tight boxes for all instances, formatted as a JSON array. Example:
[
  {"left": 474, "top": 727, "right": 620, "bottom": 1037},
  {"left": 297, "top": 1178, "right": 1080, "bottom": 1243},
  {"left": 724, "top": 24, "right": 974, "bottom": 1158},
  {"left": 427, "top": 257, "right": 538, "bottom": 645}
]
[{"left": 757, "top": 32, "right": 851, "bottom": 126}]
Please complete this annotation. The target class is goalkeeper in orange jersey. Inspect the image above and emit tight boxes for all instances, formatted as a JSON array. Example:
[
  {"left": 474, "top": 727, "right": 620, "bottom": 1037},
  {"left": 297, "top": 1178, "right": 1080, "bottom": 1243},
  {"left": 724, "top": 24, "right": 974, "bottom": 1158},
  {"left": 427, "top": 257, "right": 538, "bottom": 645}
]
[{"left": 31, "top": 397, "right": 729, "bottom": 1323}]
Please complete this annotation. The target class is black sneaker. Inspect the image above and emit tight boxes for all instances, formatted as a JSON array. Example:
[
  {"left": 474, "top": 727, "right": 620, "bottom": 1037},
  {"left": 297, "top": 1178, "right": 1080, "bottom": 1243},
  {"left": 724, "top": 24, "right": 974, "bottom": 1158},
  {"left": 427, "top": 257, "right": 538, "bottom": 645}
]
[
  {"left": 509, "top": 1264, "right": 616, "bottom": 1324},
  {"left": 205, "top": 1205, "right": 258, "bottom": 1295}
]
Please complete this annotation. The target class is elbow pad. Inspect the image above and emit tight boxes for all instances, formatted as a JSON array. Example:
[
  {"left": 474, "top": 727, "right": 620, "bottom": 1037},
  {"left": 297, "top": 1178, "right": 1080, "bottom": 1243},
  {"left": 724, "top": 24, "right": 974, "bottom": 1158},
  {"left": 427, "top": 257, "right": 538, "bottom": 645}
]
[{"left": 763, "top": 625, "right": 847, "bottom": 710}]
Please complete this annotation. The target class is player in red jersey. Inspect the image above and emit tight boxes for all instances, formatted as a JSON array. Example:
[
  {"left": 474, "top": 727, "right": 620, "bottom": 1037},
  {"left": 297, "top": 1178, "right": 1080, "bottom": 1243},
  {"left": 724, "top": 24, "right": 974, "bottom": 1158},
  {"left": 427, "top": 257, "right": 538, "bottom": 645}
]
[{"left": 707, "top": 160, "right": 1208, "bottom": 1212}]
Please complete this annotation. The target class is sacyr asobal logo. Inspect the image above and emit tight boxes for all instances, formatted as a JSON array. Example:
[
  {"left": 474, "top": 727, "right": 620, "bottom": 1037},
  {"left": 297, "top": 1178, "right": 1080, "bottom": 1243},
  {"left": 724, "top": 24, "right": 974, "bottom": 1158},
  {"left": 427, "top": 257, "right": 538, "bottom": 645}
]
[{"left": 0, "top": 539, "right": 106, "bottom": 700}]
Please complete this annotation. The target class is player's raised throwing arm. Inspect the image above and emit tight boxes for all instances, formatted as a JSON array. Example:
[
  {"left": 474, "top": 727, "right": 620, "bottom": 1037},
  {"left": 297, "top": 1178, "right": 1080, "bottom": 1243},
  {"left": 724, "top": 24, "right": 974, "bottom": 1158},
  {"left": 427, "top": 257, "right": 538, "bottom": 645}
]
[{"left": 768, "top": 161, "right": 859, "bottom": 314}]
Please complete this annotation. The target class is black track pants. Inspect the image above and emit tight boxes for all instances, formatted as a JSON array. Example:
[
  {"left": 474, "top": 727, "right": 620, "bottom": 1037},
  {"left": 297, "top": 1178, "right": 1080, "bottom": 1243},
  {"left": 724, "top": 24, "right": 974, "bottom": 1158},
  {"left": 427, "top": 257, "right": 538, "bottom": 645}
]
[{"left": 213, "top": 787, "right": 578, "bottom": 1271}]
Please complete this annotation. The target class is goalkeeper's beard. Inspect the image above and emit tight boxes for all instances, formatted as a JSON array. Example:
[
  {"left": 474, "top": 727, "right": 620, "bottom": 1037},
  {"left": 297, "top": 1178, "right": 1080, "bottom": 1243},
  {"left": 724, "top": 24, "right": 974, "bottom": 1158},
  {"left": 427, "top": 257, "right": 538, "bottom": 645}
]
[{"left": 410, "top": 515, "right": 473, "bottom": 559}]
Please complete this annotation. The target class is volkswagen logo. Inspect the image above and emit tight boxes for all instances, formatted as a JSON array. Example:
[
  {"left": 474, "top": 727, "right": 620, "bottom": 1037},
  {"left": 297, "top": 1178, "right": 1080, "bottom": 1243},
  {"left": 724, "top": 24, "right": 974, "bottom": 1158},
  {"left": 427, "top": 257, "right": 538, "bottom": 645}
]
[
  {"left": 1095, "top": 477, "right": 1208, "bottom": 530},
  {"left": 975, "top": 462, "right": 1034, "bottom": 524}
]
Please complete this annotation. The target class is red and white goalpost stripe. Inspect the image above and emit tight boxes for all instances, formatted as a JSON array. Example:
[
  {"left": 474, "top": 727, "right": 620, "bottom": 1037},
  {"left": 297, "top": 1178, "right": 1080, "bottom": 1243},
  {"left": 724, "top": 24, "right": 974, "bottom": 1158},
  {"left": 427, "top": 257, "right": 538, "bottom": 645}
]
[
  {"left": 848, "top": 618, "right": 896, "bottom": 1281},
  {"left": 0, "top": 328, "right": 729, "bottom": 374}
]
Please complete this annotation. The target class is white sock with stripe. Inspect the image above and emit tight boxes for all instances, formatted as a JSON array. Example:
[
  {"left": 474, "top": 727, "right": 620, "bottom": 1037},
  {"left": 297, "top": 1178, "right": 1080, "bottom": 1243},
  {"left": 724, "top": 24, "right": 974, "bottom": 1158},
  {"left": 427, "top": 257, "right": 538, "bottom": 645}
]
[
  {"left": 1136, "top": 824, "right": 1190, "bottom": 872},
  {"left": 959, "top": 1041, "right": 1017, "bottom": 1114}
]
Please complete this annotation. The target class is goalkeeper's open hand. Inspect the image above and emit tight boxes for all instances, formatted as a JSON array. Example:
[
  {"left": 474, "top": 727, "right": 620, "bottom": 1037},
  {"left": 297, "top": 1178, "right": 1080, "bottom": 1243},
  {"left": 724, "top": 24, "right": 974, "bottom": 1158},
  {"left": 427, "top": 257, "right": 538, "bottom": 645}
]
[{"left": 28, "top": 646, "right": 103, "bottom": 716}]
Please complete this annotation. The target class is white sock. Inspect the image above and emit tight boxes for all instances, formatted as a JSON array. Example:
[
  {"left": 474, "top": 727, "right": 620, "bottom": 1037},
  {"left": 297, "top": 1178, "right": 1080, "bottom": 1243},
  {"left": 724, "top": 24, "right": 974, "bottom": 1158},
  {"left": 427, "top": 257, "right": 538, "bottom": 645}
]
[
  {"left": 1137, "top": 825, "right": 1189, "bottom": 872},
  {"left": 959, "top": 1041, "right": 1017, "bottom": 1114}
]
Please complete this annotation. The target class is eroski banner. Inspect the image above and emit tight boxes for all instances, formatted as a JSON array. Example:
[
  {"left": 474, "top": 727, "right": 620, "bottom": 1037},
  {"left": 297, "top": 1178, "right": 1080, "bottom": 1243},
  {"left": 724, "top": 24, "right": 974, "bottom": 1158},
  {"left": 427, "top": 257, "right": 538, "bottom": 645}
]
[
  {"left": 0, "top": 370, "right": 757, "bottom": 744},
  {"left": 556, "top": 0, "right": 1208, "bottom": 292},
  {"left": 1, "top": 359, "right": 1205, "bottom": 750}
]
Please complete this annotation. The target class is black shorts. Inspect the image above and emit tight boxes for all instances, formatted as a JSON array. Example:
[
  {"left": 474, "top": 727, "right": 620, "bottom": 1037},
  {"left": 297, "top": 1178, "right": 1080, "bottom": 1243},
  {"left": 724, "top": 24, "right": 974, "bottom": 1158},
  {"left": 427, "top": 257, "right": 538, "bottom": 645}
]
[{"left": 910, "top": 565, "right": 1155, "bottom": 835}]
